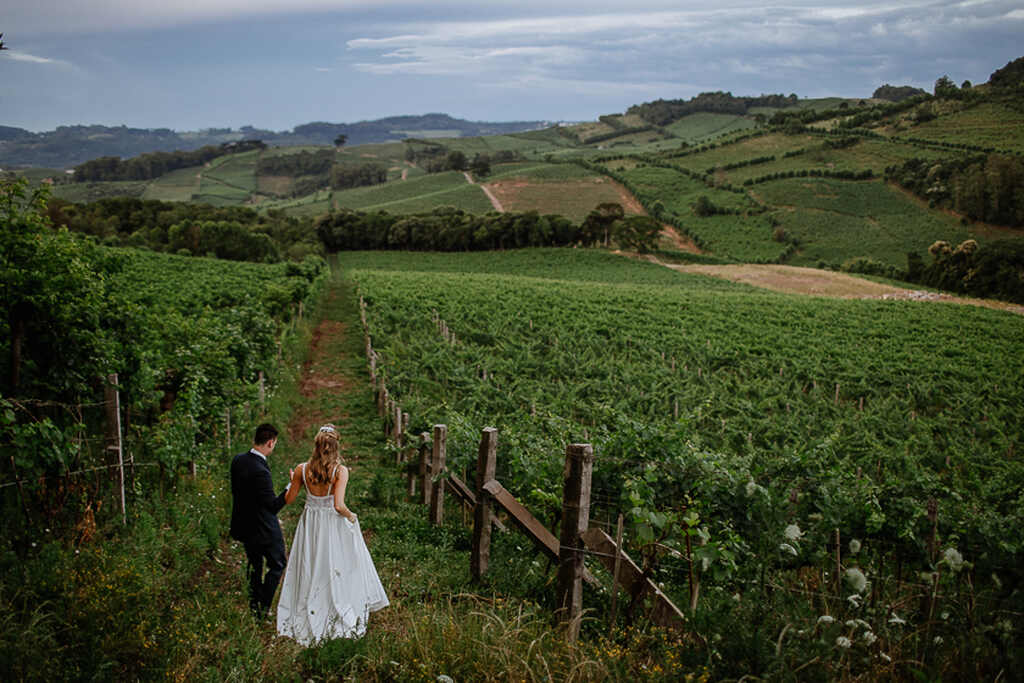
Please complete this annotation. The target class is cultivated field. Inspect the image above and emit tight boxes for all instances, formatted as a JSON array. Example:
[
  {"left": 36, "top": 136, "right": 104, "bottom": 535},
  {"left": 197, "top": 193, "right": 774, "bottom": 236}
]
[
  {"left": 344, "top": 248, "right": 1023, "bottom": 678},
  {"left": 756, "top": 178, "right": 971, "bottom": 267}
]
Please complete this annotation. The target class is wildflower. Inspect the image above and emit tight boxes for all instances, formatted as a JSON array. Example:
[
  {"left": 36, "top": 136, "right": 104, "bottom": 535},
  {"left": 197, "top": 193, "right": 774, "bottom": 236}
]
[
  {"left": 863, "top": 631, "right": 877, "bottom": 645},
  {"left": 437, "top": 676, "right": 455, "bottom": 683},
  {"left": 849, "top": 539, "right": 861, "bottom": 554},
  {"left": 783, "top": 524, "right": 803, "bottom": 541},
  {"left": 836, "top": 636, "right": 852, "bottom": 649},
  {"left": 942, "top": 547, "right": 965, "bottom": 572},
  {"left": 745, "top": 480, "right": 757, "bottom": 497},
  {"left": 817, "top": 615, "right": 835, "bottom": 625},
  {"left": 933, "top": 636, "right": 943, "bottom": 645},
  {"left": 847, "top": 594, "right": 862, "bottom": 608},
  {"left": 880, "top": 653, "right": 892, "bottom": 662},
  {"left": 845, "top": 567, "right": 868, "bottom": 593},
  {"left": 779, "top": 543, "right": 798, "bottom": 556},
  {"left": 845, "top": 620, "right": 857, "bottom": 628},
  {"left": 888, "top": 613, "right": 906, "bottom": 626}
]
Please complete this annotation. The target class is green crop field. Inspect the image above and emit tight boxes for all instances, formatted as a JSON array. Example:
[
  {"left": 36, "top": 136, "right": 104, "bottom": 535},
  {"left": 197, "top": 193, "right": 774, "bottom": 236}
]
[
  {"left": 617, "top": 165, "right": 754, "bottom": 216},
  {"left": 488, "top": 162, "right": 601, "bottom": 182},
  {"left": 203, "top": 150, "right": 259, "bottom": 192},
  {"left": 343, "top": 249, "right": 1022, "bottom": 680},
  {"left": 255, "top": 188, "right": 333, "bottom": 217},
  {"left": 332, "top": 171, "right": 493, "bottom": 214},
  {"left": 906, "top": 101, "right": 1024, "bottom": 152},
  {"left": 665, "top": 113, "right": 757, "bottom": 141},
  {"left": 679, "top": 214, "right": 788, "bottom": 262},
  {"left": 756, "top": 178, "right": 972, "bottom": 267},
  {"left": 677, "top": 132, "right": 819, "bottom": 167},
  {"left": 142, "top": 165, "right": 201, "bottom": 201}
]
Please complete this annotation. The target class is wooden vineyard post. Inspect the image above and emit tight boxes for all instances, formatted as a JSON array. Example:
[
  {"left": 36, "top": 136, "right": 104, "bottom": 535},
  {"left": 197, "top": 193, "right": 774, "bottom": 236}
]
[
  {"left": 401, "top": 411, "right": 413, "bottom": 464},
  {"left": 105, "top": 373, "right": 126, "bottom": 525},
  {"left": 258, "top": 370, "right": 265, "bottom": 413},
  {"left": 558, "top": 443, "right": 594, "bottom": 642},
  {"left": 419, "top": 432, "right": 432, "bottom": 506},
  {"left": 430, "top": 424, "right": 447, "bottom": 525},
  {"left": 609, "top": 512, "right": 624, "bottom": 632},
  {"left": 392, "top": 401, "right": 402, "bottom": 444},
  {"left": 471, "top": 427, "right": 498, "bottom": 582}
]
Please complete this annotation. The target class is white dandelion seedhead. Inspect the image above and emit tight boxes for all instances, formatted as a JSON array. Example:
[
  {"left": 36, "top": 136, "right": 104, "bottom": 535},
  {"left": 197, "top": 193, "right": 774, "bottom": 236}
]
[
  {"left": 779, "top": 542, "right": 798, "bottom": 556},
  {"left": 942, "top": 547, "right": 965, "bottom": 572},
  {"left": 849, "top": 538, "right": 862, "bottom": 554},
  {"left": 836, "top": 636, "right": 852, "bottom": 649},
  {"left": 783, "top": 524, "right": 803, "bottom": 541},
  {"left": 817, "top": 615, "right": 835, "bottom": 625},
  {"left": 845, "top": 567, "right": 868, "bottom": 593}
]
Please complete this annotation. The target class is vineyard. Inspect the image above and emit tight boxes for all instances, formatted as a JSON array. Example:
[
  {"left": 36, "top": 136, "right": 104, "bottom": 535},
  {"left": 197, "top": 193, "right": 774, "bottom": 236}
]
[
  {"left": 344, "top": 248, "right": 1023, "bottom": 679},
  {"left": 1, "top": 179, "right": 328, "bottom": 543}
]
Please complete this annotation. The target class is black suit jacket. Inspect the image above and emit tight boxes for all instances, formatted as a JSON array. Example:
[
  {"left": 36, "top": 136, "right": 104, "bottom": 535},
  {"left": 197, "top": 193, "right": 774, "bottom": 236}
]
[{"left": 229, "top": 450, "right": 287, "bottom": 547}]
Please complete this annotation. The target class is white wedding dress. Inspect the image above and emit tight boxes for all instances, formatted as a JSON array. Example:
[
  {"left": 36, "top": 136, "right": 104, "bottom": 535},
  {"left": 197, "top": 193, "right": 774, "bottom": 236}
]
[{"left": 277, "top": 464, "right": 389, "bottom": 644}]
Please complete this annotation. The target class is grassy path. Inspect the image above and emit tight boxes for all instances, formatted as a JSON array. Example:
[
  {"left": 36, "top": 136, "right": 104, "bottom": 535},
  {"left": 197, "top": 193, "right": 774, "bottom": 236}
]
[{"left": 165, "top": 265, "right": 667, "bottom": 681}]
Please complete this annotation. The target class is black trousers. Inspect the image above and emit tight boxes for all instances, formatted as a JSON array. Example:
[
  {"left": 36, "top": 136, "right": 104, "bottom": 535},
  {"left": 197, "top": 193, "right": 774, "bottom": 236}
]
[{"left": 244, "top": 538, "right": 287, "bottom": 617}]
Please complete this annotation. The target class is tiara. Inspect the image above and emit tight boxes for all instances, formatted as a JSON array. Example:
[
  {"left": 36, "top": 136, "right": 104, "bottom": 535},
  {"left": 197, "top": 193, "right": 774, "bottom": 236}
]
[{"left": 318, "top": 425, "right": 337, "bottom": 434}]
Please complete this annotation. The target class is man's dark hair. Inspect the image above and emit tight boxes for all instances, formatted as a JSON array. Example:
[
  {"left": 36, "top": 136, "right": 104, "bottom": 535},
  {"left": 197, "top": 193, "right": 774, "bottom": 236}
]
[{"left": 254, "top": 423, "right": 279, "bottom": 446}]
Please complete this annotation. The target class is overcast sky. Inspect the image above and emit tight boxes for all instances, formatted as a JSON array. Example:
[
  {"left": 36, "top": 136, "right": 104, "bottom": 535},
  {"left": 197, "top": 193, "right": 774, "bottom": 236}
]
[{"left": 2, "top": 0, "right": 1022, "bottom": 132}]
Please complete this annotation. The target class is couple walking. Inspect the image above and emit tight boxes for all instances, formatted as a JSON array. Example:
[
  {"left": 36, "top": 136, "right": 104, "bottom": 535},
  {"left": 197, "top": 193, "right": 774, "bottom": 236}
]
[{"left": 229, "top": 423, "right": 389, "bottom": 644}]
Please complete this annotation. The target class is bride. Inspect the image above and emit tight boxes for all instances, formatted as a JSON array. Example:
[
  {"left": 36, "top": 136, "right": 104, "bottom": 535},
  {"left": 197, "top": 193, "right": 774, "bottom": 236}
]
[{"left": 277, "top": 424, "right": 389, "bottom": 644}]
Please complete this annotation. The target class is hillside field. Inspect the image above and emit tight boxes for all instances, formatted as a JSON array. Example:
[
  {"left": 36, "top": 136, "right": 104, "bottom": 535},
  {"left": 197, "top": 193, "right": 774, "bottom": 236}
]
[{"left": 345, "top": 248, "right": 1023, "bottom": 679}]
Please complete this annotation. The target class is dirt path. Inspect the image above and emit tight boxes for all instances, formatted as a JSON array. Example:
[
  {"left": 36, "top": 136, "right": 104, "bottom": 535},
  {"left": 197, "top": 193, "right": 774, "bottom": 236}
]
[
  {"left": 464, "top": 171, "right": 504, "bottom": 212},
  {"left": 646, "top": 258, "right": 1024, "bottom": 315},
  {"left": 659, "top": 225, "right": 702, "bottom": 253}
]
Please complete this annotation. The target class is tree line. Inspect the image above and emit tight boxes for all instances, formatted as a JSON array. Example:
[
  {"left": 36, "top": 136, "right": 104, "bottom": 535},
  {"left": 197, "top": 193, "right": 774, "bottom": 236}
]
[
  {"left": 256, "top": 149, "right": 334, "bottom": 177},
  {"left": 628, "top": 92, "right": 799, "bottom": 126},
  {"left": 907, "top": 238, "right": 1024, "bottom": 304},
  {"left": 885, "top": 154, "right": 1024, "bottom": 227},
  {"left": 72, "top": 140, "right": 267, "bottom": 182},
  {"left": 45, "top": 196, "right": 322, "bottom": 261},
  {"left": 315, "top": 204, "right": 662, "bottom": 253}
]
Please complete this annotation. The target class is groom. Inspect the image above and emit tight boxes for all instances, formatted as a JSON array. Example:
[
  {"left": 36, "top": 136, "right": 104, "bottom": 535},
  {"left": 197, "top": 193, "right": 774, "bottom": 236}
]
[{"left": 230, "top": 423, "right": 293, "bottom": 618}]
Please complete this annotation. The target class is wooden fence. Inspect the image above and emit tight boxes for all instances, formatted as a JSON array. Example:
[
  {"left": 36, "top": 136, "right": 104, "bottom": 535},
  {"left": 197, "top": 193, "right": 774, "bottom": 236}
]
[{"left": 359, "top": 296, "right": 686, "bottom": 640}]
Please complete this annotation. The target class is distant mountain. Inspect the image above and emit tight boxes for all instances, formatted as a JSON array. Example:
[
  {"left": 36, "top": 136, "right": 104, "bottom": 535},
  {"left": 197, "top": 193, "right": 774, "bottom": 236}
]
[{"left": 0, "top": 114, "right": 548, "bottom": 169}]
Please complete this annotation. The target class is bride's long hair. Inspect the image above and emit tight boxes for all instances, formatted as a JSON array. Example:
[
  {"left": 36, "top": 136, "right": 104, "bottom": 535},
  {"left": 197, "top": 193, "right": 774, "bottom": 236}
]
[{"left": 308, "top": 425, "right": 342, "bottom": 486}]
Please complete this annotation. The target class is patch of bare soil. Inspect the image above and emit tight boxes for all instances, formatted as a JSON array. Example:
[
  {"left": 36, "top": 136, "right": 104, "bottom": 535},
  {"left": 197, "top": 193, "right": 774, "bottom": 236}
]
[
  {"left": 287, "top": 316, "right": 353, "bottom": 445},
  {"left": 608, "top": 179, "right": 646, "bottom": 215},
  {"left": 660, "top": 225, "right": 702, "bottom": 254},
  {"left": 657, "top": 262, "right": 1024, "bottom": 316}
]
